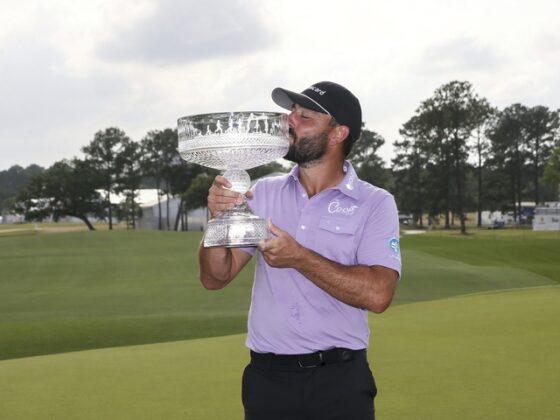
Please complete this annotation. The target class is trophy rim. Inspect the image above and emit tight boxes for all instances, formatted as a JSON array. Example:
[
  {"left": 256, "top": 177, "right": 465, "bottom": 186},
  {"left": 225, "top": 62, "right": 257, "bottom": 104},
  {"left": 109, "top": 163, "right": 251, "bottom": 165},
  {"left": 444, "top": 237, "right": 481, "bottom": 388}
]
[
  {"left": 177, "top": 110, "right": 287, "bottom": 123},
  {"left": 177, "top": 110, "right": 289, "bottom": 170}
]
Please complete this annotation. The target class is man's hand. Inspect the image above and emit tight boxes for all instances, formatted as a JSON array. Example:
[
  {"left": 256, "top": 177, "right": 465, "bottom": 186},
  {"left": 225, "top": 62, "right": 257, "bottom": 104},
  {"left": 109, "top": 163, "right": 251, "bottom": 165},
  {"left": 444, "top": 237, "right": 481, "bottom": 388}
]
[
  {"left": 207, "top": 175, "right": 253, "bottom": 218},
  {"left": 257, "top": 219, "right": 398, "bottom": 313},
  {"left": 258, "top": 219, "right": 304, "bottom": 268}
]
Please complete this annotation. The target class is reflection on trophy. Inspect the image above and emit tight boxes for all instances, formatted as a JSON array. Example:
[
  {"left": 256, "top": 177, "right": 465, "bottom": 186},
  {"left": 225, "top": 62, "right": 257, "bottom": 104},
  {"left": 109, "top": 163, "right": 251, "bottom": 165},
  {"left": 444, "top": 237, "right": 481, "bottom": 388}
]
[{"left": 177, "top": 112, "right": 289, "bottom": 247}]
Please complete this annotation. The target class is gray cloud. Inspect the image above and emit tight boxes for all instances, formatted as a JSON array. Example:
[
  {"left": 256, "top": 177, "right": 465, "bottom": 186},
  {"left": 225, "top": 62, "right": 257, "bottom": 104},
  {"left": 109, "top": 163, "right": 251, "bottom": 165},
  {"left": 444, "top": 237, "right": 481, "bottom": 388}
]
[
  {"left": 99, "top": 0, "right": 275, "bottom": 65},
  {"left": 0, "top": 37, "right": 129, "bottom": 169},
  {"left": 420, "top": 37, "right": 502, "bottom": 73}
]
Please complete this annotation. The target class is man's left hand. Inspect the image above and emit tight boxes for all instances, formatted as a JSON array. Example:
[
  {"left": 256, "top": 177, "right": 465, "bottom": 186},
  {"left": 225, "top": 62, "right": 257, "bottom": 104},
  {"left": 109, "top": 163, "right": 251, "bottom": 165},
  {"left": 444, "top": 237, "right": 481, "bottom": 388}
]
[{"left": 258, "top": 219, "right": 303, "bottom": 268}]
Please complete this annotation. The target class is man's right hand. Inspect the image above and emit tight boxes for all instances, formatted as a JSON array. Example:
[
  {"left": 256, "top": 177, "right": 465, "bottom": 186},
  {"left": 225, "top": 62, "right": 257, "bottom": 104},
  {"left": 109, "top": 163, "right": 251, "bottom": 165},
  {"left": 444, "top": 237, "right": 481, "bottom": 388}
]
[
  {"left": 200, "top": 175, "right": 254, "bottom": 290},
  {"left": 207, "top": 175, "right": 253, "bottom": 218}
]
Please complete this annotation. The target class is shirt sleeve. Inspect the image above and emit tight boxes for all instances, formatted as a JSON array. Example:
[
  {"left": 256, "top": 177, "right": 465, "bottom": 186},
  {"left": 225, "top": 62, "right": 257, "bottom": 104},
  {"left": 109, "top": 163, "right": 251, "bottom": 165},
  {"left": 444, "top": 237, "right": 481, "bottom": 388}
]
[{"left": 355, "top": 192, "right": 402, "bottom": 278}]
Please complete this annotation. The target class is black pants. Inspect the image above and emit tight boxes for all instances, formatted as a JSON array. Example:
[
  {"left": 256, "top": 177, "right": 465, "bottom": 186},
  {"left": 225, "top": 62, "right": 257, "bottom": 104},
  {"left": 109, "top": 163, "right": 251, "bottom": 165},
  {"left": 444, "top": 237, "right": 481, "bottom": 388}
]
[{"left": 242, "top": 349, "right": 377, "bottom": 420}]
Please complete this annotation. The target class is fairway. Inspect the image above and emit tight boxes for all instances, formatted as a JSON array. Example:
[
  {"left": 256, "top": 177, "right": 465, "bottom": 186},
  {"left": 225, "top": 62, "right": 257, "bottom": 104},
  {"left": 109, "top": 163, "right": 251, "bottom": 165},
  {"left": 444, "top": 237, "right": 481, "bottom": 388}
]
[
  {"left": 0, "top": 230, "right": 255, "bottom": 360},
  {"left": 1, "top": 286, "right": 558, "bottom": 420},
  {"left": 1, "top": 229, "right": 558, "bottom": 360}
]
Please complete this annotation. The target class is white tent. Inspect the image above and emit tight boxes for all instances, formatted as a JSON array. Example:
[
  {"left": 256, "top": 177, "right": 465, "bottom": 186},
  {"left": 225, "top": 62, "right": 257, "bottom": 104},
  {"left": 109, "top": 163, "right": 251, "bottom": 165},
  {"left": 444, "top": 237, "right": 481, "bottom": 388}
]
[{"left": 135, "top": 193, "right": 208, "bottom": 231}]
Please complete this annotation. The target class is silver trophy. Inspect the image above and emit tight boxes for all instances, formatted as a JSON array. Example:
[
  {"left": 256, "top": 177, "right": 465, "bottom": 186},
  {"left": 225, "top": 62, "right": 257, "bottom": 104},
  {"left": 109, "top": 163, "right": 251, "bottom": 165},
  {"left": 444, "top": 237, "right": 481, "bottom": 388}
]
[{"left": 177, "top": 112, "right": 289, "bottom": 247}]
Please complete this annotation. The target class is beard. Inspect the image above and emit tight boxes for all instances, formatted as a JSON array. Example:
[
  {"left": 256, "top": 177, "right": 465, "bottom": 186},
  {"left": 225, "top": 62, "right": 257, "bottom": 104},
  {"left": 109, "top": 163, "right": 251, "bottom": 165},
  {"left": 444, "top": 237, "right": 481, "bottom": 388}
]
[{"left": 284, "top": 128, "right": 329, "bottom": 167}]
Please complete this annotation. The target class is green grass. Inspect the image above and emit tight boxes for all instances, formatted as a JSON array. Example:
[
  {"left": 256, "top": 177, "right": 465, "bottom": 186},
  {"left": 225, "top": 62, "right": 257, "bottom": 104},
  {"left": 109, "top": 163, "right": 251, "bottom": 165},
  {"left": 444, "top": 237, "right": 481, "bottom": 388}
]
[
  {"left": 401, "top": 230, "right": 560, "bottom": 284},
  {"left": 1, "top": 226, "right": 559, "bottom": 419},
  {"left": 1, "top": 228, "right": 559, "bottom": 360},
  {"left": 0, "top": 230, "right": 254, "bottom": 360},
  {"left": 1, "top": 286, "right": 558, "bottom": 420},
  {"left": 372, "top": 286, "right": 560, "bottom": 420}
]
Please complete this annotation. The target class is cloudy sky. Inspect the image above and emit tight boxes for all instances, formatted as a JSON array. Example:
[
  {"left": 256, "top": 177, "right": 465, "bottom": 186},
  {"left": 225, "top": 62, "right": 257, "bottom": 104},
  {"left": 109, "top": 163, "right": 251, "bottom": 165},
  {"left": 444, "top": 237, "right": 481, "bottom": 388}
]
[{"left": 1, "top": 0, "right": 559, "bottom": 170}]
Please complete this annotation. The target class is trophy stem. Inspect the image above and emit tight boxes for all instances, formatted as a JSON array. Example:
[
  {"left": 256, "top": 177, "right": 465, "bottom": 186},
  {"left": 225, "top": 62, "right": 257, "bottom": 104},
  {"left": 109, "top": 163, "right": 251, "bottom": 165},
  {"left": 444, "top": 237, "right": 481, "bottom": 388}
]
[
  {"left": 223, "top": 168, "right": 251, "bottom": 195},
  {"left": 202, "top": 169, "right": 269, "bottom": 248}
]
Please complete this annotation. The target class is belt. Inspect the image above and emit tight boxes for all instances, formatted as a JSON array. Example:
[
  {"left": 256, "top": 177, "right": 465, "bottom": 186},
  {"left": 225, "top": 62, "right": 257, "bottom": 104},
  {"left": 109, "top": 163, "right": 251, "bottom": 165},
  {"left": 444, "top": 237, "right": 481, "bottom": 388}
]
[{"left": 250, "top": 348, "right": 366, "bottom": 369}]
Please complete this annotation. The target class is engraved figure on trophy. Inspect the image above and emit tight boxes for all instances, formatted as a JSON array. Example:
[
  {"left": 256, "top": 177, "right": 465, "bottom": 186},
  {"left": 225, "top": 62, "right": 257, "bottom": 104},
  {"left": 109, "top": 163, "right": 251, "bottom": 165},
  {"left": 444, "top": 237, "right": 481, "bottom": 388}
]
[{"left": 177, "top": 112, "right": 289, "bottom": 247}]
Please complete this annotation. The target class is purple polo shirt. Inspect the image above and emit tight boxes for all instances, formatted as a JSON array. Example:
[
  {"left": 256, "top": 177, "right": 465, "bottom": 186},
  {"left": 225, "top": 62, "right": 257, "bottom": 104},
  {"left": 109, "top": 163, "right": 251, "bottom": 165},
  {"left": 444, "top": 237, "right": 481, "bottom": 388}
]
[{"left": 240, "top": 161, "right": 401, "bottom": 354}]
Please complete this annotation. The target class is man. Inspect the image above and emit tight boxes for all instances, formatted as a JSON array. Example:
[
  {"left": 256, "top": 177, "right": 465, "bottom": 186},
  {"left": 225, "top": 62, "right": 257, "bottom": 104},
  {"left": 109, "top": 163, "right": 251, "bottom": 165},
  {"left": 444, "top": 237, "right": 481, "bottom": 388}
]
[{"left": 199, "top": 81, "right": 401, "bottom": 420}]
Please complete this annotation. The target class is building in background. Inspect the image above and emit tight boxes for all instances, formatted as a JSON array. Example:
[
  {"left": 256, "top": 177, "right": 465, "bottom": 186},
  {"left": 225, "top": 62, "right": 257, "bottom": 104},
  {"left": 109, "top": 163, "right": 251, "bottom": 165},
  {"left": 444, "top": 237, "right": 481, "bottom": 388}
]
[{"left": 135, "top": 195, "right": 207, "bottom": 232}]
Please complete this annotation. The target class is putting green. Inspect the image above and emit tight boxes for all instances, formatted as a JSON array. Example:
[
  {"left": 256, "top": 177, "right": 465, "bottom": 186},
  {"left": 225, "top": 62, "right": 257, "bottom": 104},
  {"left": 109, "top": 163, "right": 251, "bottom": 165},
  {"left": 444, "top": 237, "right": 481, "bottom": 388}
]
[
  {"left": 372, "top": 286, "right": 560, "bottom": 420},
  {"left": 1, "top": 286, "right": 558, "bottom": 420}
]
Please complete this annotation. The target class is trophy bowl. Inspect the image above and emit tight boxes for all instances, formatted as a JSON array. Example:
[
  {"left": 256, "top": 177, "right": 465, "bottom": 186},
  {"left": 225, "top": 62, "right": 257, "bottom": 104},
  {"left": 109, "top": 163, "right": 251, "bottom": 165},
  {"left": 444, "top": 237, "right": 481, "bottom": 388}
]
[{"left": 177, "top": 112, "right": 289, "bottom": 247}]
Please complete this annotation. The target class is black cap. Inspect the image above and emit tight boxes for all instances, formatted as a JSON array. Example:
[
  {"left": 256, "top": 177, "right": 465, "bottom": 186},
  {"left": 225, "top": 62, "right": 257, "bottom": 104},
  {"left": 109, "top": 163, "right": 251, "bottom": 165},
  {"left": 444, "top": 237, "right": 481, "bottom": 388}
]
[{"left": 271, "top": 81, "right": 362, "bottom": 141}]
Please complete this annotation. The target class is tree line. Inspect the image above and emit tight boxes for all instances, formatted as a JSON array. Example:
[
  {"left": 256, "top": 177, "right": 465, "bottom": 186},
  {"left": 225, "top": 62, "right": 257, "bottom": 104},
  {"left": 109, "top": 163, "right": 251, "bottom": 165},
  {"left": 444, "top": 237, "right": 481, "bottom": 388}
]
[
  {"left": 391, "top": 80, "right": 560, "bottom": 233},
  {"left": 7, "top": 128, "right": 287, "bottom": 230},
  {"left": 11, "top": 129, "right": 203, "bottom": 230},
  {"left": 0, "top": 164, "right": 45, "bottom": 214},
  {"left": 2, "top": 79, "right": 559, "bottom": 233}
]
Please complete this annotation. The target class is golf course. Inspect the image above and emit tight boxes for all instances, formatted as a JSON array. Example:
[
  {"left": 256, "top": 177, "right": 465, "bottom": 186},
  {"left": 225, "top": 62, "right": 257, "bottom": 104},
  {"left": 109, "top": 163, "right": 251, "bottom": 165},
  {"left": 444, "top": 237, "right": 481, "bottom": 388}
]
[{"left": 1, "top": 226, "right": 559, "bottom": 419}]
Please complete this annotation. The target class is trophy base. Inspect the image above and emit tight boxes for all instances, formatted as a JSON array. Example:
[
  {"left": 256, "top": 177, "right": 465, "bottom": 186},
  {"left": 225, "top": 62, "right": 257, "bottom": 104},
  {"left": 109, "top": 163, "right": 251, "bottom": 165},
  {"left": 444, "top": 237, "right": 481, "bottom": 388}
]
[{"left": 203, "top": 208, "right": 270, "bottom": 248}]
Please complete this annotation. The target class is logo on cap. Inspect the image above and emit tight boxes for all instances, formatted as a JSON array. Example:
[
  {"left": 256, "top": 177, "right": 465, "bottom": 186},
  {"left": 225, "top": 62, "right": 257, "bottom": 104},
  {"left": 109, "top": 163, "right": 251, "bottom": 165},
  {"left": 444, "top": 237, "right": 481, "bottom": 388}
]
[{"left": 309, "top": 85, "right": 326, "bottom": 95}]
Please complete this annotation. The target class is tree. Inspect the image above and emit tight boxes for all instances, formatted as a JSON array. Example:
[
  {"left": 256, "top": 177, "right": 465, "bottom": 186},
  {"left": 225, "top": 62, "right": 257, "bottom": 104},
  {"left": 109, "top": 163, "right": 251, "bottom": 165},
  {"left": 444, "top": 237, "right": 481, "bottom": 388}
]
[
  {"left": 395, "top": 81, "right": 487, "bottom": 233},
  {"left": 428, "top": 81, "right": 487, "bottom": 233},
  {"left": 159, "top": 129, "right": 183, "bottom": 231},
  {"left": 393, "top": 116, "right": 429, "bottom": 227},
  {"left": 114, "top": 138, "right": 143, "bottom": 229},
  {"left": 486, "top": 104, "right": 529, "bottom": 222},
  {"left": 166, "top": 160, "right": 208, "bottom": 231},
  {"left": 82, "top": 127, "right": 132, "bottom": 230},
  {"left": 524, "top": 106, "right": 560, "bottom": 204},
  {"left": 469, "top": 100, "right": 494, "bottom": 227},
  {"left": 16, "top": 159, "right": 104, "bottom": 230},
  {"left": 141, "top": 131, "right": 164, "bottom": 230},
  {"left": 348, "top": 128, "right": 390, "bottom": 188},
  {"left": 543, "top": 146, "right": 560, "bottom": 200},
  {"left": 141, "top": 129, "right": 178, "bottom": 230},
  {"left": 0, "top": 164, "right": 45, "bottom": 212},
  {"left": 184, "top": 173, "right": 215, "bottom": 223}
]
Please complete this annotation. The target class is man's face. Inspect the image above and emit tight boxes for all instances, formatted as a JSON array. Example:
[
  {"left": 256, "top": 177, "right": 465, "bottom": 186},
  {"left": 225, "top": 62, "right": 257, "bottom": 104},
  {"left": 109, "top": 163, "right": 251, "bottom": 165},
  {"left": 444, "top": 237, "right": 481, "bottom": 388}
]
[{"left": 284, "top": 104, "right": 334, "bottom": 167}]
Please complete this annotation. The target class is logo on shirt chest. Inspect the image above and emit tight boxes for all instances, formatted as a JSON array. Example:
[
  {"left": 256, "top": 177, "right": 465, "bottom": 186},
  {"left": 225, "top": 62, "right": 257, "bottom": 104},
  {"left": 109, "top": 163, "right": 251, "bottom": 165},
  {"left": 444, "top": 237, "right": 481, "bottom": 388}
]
[{"left": 327, "top": 199, "right": 359, "bottom": 215}]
